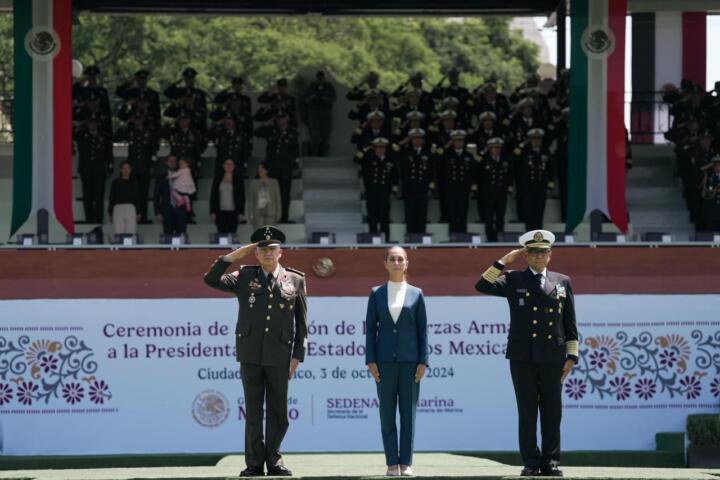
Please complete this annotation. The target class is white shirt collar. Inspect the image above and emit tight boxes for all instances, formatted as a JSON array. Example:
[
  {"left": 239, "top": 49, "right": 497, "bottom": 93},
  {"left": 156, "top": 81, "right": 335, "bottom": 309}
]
[
  {"left": 262, "top": 264, "right": 281, "bottom": 279},
  {"left": 529, "top": 266, "right": 547, "bottom": 277}
]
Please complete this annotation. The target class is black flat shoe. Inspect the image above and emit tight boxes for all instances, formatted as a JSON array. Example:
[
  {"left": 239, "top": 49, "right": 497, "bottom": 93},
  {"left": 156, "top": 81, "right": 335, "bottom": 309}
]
[
  {"left": 240, "top": 466, "right": 265, "bottom": 477},
  {"left": 540, "top": 465, "right": 563, "bottom": 477},
  {"left": 521, "top": 466, "right": 541, "bottom": 476},
  {"left": 266, "top": 464, "right": 292, "bottom": 476}
]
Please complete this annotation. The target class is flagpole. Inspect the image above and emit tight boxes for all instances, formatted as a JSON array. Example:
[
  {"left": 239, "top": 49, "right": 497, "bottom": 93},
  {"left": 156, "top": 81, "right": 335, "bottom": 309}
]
[{"left": 37, "top": 209, "right": 49, "bottom": 244}]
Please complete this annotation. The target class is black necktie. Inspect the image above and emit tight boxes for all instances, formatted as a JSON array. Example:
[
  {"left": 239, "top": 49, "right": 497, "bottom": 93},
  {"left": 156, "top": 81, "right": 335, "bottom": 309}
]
[
  {"left": 267, "top": 273, "right": 275, "bottom": 291},
  {"left": 535, "top": 273, "right": 543, "bottom": 288}
]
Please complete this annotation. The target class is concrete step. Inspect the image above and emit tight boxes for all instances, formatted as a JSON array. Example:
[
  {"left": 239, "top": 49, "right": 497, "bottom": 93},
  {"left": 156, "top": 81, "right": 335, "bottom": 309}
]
[
  {"left": 303, "top": 188, "right": 360, "bottom": 203},
  {"left": 305, "top": 212, "right": 362, "bottom": 225},
  {"left": 626, "top": 186, "right": 681, "bottom": 201},
  {"left": 303, "top": 166, "right": 357, "bottom": 181}
]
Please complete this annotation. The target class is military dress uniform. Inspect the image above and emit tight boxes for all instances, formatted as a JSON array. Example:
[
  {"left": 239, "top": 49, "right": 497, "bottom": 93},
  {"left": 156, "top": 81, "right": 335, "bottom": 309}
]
[
  {"left": 439, "top": 131, "right": 475, "bottom": 233},
  {"left": 700, "top": 158, "right": 720, "bottom": 232},
  {"left": 164, "top": 68, "right": 208, "bottom": 123},
  {"left": 475, "top": 230, "right": 579, "bottom": 476},
  {"left": 163, "top": 126, "right": 205, "bottom": 178},
  {"left": 477, "top": 139, "right": 513, "bottom": 242},
  {"left": 356, "top": 138, "right": 398, "bottom": 239},
  {"left": 74, "top": 120, "right": 113, "bottom": 223},
  {"left": 203, "top": 226, "right": 307, "bottom": 476},
  {"left": 214, "top": 78, "right": 253, "bottom": 114},
  {"left": 254, "top": 121, "right": 300, "bottom": 223},
  {"left": 114, "top": 119, "right": 159, "bottom": 222},
  {"left": 304, "top": 72, "right": 337, "bottom": 156},
  {"left": 209, "top": 120, "right": 251, "bottom": 176},
  {"left": 684, "top": 136, "right": 715, "bottom": 227},
  {"left": 115, "top": 70, "right": 161, "bottom": 127},
  {"left": 350, "top": 111, "right": 392, "bottom": 151},
  {"left": 398, "top": 129, "right": 434, "bottom": 234},
  {"left": 515, "top": 131, "right": 556, "bottom": 231}
]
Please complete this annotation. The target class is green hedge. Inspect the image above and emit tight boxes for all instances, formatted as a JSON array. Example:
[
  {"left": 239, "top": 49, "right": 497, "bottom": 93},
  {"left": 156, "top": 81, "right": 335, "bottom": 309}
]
[{"left": 687, "top": 414, "right": 720, "bottom": 447}]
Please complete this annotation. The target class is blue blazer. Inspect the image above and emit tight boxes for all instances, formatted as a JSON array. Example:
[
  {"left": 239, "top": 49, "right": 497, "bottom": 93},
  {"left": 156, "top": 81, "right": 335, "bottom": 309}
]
[{"left": 365, "top": 283, "right": 429, "bottom": 365}]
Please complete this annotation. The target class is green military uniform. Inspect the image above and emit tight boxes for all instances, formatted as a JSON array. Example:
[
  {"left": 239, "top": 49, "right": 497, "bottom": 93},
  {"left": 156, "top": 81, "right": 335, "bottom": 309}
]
[
  {"left": 475, "top": 230, "right": 578, "bottom": 477},
  {"left": 203, "top": 226, "right": 307, "bottom": 475}
]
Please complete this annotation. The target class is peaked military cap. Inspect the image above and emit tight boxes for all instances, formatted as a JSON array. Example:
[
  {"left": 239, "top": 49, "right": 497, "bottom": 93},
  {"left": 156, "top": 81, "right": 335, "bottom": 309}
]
[
  {"left": 231, "top": 76, "right": 245, "bottom": 85},
  {"left": 519, "top": 229, "right": 555, "bottom": 249},
  {"left": 371, "top": 137, "right": 390, "bottom": 148},
  {"left": 439, "top": 110, "right": 458, "bottom": 120},
  {"left": 134, "top": 69, "right": 150, "bottom": 79},
  {"left": 84, "top": 65, "right": 100, "bottom": 76},
  {"left": 517, "top": 97, "right": 534, "bottom": 109},
  {"left": 408, "top": 128, "right": 426, "bottom": 138},
  {"left": 487, "top": 137, "right": 504, "bottom": 147},
  {"left": 367, "top": 110, "right": 385, "bottom": 121},
  {"left": 405, "top": 110, "right": 425, "bottom": 121},
  {"left": 478, "top": 111, "right": 497, "bottom": 122},
  {"left": 527, "top": 128, "right": 545, "bottom": 138},
  {"left": 450, "top": 129, "right": 467, "bottom": 139},
  {"left": 276, "top": 78, "right": 288, "bottom": 87},
  {"left": 251, "top": 225, "right": 285, "bottom": 247}
]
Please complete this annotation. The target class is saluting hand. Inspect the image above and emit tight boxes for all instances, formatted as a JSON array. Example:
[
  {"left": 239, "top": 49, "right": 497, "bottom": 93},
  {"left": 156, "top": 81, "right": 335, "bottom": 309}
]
[
  {"left": 223, "top": 242, "right": 258, "bottom": 263},
  {"left": 560, "top": 359, "right": 575, "bottom": 383},
  {"left": 415, "top": 364, "right": 426, "bottom": 383},
  {"left": 367, "top": 362, "right": 380, "bottom": 383},
  {"left": 500, "top": 248, "right": 525, "bottom": 266}
]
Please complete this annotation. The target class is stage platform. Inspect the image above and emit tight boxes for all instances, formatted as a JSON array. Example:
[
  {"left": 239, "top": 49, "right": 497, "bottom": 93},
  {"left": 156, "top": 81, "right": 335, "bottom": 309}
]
[{"left": 1, "top": 453, "right": 719, "bottom": 480}]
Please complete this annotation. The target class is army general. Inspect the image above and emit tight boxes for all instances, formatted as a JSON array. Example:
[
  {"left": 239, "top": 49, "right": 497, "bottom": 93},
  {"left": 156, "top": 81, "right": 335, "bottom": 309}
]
[{"left": 203, "top": 226, "right": 308, "bottom": 477}]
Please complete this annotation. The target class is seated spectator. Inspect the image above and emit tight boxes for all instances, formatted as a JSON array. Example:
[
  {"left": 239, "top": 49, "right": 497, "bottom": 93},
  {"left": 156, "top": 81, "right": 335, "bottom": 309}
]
[
  {"left": 247, "top": 162, "right": 281, "bottom": 229},
  {"left": 210, "top": 158, "right": 246, "bottom": 235},
  {"left": 108, "top": 161, "right": 140, "bottom": 236}
]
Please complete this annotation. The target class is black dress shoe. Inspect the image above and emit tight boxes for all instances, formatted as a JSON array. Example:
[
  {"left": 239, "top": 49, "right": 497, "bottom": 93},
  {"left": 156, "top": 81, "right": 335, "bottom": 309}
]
[
  {"left": 540, "top": 465, "right": 563, "bottom": 477},
  {"left": 240, "top": 466, "right": 264, "bottom": 477},
  {"left": 521, "top": 466, "right": 541, "bottom": 476},
  {"left": 266, "top": 464, "right": 292, "bottom": 476}
]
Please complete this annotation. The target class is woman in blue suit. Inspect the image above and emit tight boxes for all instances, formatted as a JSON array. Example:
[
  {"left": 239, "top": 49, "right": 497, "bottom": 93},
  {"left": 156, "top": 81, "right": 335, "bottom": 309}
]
[{"left": 365, "top": 246, "right": 428, "bottom": 477}]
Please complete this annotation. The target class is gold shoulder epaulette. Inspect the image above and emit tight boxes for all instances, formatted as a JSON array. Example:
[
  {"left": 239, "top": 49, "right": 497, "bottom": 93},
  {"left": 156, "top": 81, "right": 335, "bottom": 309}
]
[
  {"left": 392, "top": 144, "right": 401, "bottom": 152},
  {"left": 354, "top": 128, "right": 362, "bottom": 134}
]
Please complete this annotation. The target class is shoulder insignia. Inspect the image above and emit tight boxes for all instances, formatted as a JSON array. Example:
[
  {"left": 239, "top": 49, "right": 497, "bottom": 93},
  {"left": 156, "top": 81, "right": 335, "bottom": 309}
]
[
  {"left": 392, "top": 144, "right": 401, "bottom": 152},
  {"left": 513, "top": 148, "right": 521, "bottom": 155},
  {"left": 354, "top": 128, "right": 362, "bottom": 135},
  {"left": 355, "top": 152, "right": 364, "bottom": 159},
  {"left": 284, "top": 267, "right": 305, "bottom": 277}
]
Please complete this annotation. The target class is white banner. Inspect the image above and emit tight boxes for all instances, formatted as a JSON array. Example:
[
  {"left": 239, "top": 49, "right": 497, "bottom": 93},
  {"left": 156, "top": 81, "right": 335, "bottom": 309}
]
[{"left": 0, "top": 295, "right": 718, "bottom": 455}]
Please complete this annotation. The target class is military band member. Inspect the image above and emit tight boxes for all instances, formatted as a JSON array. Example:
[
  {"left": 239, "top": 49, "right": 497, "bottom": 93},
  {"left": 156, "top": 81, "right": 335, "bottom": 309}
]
[
  {"left": 74, "top": 114, "right": 114, "bottom": 224},
  {"left": 515, "top": 129, "right": 556, "bottom": 231},
  {"left": 203, "top": 226, "right": 308, "bottom": 477},
  {"left": 355, "top": 137, "right": 398, "bottom": 240},
  {"left": 439, "top": 129, "right": 475, "bottom": 234},
  {"left": 254, "top": 111, "right": 300, "bottom": 223},
  {"left": 398, "top": 129, "right": 434, "bottom": 234},
  {"left": 475, "top": 230, "right": 578, "bottom": 477},
  {"left": 477, "top": 137, "right": 513, "bottom": 242}
]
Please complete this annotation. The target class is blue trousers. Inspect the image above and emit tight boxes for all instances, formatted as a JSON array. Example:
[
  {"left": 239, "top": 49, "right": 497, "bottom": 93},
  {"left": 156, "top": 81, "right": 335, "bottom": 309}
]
[{"left": 376, "top": 362, "right": 420, "bottom": 466}]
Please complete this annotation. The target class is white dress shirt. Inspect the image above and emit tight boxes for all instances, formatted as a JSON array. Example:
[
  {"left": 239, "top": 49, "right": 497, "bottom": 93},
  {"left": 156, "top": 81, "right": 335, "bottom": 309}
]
[{"left": 387, "top": 280, "right": 408, "bottom": 323}]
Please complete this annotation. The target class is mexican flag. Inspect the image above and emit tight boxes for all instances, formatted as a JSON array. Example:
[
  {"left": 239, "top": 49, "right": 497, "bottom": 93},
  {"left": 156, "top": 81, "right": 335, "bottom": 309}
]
[
  {"left": 567, "top": 0, "right": 628, "bottom": 234},
  {"left": 11, "top": 0, "right": 74, "bottom": 237}
]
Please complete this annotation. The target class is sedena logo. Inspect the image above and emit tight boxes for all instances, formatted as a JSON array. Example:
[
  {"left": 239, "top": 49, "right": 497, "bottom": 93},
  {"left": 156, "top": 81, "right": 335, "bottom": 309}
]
[
  {"left": 24, "top": 26, "right": 61, "bottom": 61},
  {"left": 581, "top": 25, "right": 616, "bottom": 59},
  {"left": 192, "top": 389, "right": 229, "bottom": 428}
]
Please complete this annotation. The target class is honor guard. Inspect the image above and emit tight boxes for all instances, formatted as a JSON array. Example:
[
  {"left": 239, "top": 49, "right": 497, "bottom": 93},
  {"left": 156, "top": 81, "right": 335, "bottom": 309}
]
[
  {"left": 355, "top": 137, "right": 398, "bottom": 239},
  {"left": 257, "top": 78, "right": 298, "bottom": 124},
  {"left": 115, "top": 69, "right": 161, "bottom": 128},
  {"left": 164, "top": 67, "right": 208, "bottom": 131},
  {"left": 475, "top": 230, "right": 579, "bottom": 477},
  {"left": 214, "top": 77, "right": 253, "bottom": 114},
  {"left": 477, "top": 137, "right": 513, "bottom": 242},
  {"left": 514, "top": 129, "right": 556, "bottom": 231},
  {"left": 399, "top": 128, "right": 435, "bottom": 234},
  {"left": 351, "top": 110, "right": 391, "bottom": 151},
  {"left": 438, "top": 129, "right": 475, "bottom": 234}
]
